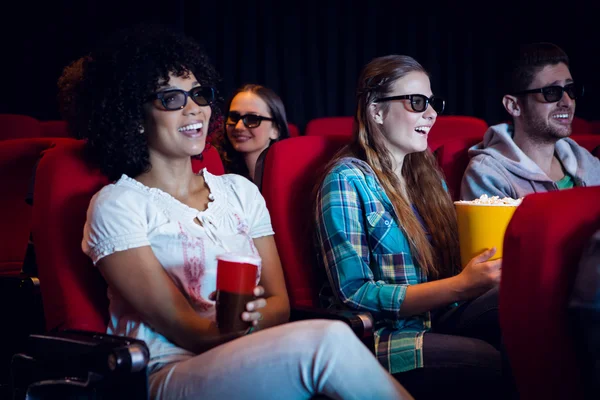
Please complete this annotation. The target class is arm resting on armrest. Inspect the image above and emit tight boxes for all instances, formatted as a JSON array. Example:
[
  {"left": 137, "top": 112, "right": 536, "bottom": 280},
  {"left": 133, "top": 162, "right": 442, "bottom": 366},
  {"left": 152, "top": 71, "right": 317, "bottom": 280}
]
[{"left": 290, "top": 306, "right": 374, "bottom": 352}]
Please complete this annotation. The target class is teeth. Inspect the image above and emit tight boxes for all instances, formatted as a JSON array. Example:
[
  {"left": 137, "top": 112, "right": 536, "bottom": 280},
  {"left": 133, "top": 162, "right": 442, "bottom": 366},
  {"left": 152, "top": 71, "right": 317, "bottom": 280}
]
[
  {"left": 552, "top": 114, "right": 569, "bottom": 119},
  {"left": 414, "top": 126, "right": 431, "bottom": 133},
  {"left": 178, "top": 122, "right": 203, "bottom": 132}
]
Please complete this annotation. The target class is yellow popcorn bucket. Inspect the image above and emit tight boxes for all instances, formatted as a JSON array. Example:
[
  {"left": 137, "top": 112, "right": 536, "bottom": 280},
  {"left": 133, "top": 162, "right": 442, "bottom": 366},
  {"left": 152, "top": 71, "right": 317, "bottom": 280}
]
[{"left": 454, "top": 202, "right": 519, "bottom": 267}]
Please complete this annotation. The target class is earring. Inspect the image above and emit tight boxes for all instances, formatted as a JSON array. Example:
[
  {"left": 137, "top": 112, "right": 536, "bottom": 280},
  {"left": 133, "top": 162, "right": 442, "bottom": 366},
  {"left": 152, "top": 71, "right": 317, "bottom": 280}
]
[{"left": 139, "top": 126, "right": 145, "bottom": 134}]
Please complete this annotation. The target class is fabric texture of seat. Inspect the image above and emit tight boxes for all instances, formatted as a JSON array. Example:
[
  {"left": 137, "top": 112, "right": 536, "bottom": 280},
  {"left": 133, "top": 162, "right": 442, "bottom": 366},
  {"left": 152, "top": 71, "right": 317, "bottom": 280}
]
[
  {"left": 288, "top": 123, "right": 301, "bottom": 137},
  {"left": 570, "top": 134, "right": 600, "bottom": 154},
  {"left": 500, "top": 186, "right": 600, "bottom": 400},
  {"left": 40, "top": 120, "right": 70, "bottom": 138},
  {"left": 0, "top": 138, "right": 58, "bottom": 276},
  {"left": 433, "top": 136, "right": 481, "bottom": 201},
  {"left": 190, "top": 144, "right": 225, "bottom": 175},
  {"left": 427, "top": 116, "right": 488, "bottom": 151},
  {"left": 304, "top": 117, "right": 354, "bottom": 139},
  {"left": 260, "top": 136, "right": 347, "bottom": 307},
  {"left": 572, "top": 116, "right": 593, "bottom": 135},
  {"left": 0, "top": 114, "right": 42, "bottom": 141}
]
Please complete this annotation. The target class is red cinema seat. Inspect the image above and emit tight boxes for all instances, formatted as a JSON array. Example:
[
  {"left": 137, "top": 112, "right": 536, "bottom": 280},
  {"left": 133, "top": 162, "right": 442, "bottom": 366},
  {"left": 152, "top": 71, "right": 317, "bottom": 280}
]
[
  {"left": 40, "top": 120, "right": 70, "bottom": 138},
  {"left": 427, "top": 116, "right": 487, "bottom": 151},
  {"left": 571, "top": 116, "right": 593, "bottom": 135},
  {"left": 501, "top": 186, "right": 600, "bottom": 400},
  {"left": 288, "top": 123, "right": 301, "bottom": 137},
  {"left": 304, "top": 117, "right": 354, "bottom": 139},
  {"left": 0, "top": 114, "right": 41, "bottom": 141},
  {"left": 570, "top": 134, "right": 600, "bottom": 154},
  {"left": 433, "top": 137, "right": 482, "bottom": 201},
  {"left": 190, "top": 145, "right": 225, "bottom": 175},
  {"left": 260, "top": 136, "right": 348, "bottom": 308},
  {"left": 0, "top": 138, "right": 58, "bottom": 276}
]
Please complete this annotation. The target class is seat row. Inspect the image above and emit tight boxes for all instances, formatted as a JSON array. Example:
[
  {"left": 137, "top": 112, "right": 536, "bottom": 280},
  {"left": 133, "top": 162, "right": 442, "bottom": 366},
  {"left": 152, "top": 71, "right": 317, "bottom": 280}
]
[
  {"left": 2, "top": 132, "right": 600, "bottom": 278},
  {"left": 3, "top": 113, "right": 599, "bottom": 144},
  {"left": 1, "top": 132, "right": 599, "bottom": 398}
]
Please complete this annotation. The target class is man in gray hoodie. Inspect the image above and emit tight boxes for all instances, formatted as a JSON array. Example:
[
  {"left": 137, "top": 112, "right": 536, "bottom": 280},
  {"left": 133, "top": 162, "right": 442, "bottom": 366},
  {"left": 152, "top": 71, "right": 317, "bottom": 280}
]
[{"left": 461, "top": 43, "right": 600, "bottom": 200}]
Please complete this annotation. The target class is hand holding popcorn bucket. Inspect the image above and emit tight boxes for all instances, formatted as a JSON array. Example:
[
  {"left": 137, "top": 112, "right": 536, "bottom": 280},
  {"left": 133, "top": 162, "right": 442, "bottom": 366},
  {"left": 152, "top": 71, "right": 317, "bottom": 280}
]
[{"left": 454, "top": 195, "right": 522, "bottom": 268}]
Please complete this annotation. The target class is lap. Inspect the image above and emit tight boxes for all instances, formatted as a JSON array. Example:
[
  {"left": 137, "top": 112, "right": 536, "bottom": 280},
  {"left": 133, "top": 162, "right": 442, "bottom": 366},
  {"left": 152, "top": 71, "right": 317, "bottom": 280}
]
[
  {"left": 395, "top": 333, "right": 502, "bottom": 400},
  {"left": 433, "top": 286, "right": 502, "bottom": 349},
  {"left": 148, "top": 320, "right": 338, "bottom": 399}
]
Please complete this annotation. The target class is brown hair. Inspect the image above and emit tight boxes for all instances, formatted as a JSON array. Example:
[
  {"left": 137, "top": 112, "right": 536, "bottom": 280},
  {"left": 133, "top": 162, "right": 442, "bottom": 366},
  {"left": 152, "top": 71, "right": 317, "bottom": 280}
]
[
  {"left": 215, "top": 84, "right": 290, "bottom": 178},
  {"left": 505, "top": 42, "right": 570, "bottom": 94},
  {"left": 320, "top": 55, "right": 460, "bottom": 279}
]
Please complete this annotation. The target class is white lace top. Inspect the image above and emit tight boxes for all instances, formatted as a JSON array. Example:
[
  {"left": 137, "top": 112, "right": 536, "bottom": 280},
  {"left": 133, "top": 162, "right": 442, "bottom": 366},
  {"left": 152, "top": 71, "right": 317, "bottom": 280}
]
[{"left": 82, "top": 169, "right": 273, "bottom": 365}]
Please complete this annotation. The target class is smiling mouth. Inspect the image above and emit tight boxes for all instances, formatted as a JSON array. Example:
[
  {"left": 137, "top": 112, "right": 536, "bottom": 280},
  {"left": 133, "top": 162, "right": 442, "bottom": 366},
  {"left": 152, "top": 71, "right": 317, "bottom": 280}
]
[
  {"left": 550, "top": 113, "right": 572, "bottom": 126},
  {"left": 177, "top": 122, "right": 204, "bottom": 133},
  {"left": 551, "top": 113, "right": 570, "bottom": 120},
  {"left": 231, "top": 135, "right": 252, "bottom": 142},
  {"left": 178, "top": 122, "right": 204, "bottom": 137},
  {"left": 414, "top": 126, "right": 431, "bottom": 135}
]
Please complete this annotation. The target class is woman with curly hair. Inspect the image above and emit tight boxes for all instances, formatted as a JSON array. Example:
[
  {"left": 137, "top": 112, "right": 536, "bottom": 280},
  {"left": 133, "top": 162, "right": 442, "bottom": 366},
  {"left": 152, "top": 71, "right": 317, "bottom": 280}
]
[
  {"left": 314, "top": 55, "right": 513, "bottom": 399},
  {"left": 62, "top": 25, "right": 410, "bottom": 400},
  {"left": 216, "top": 84, "right": 289, "bottom": 183}
]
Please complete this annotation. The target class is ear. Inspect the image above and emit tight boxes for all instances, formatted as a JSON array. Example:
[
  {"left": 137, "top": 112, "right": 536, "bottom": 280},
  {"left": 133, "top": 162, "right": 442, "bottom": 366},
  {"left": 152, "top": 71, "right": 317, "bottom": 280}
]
[
  {"left": 269, "top": 127, "right": 279, "bottom": 141},
  {"left": 369, "top": 103, "right": 384, "bottom": 125},
  {"left": 502, "top": 95, "right": 521, "bottom": 117}
]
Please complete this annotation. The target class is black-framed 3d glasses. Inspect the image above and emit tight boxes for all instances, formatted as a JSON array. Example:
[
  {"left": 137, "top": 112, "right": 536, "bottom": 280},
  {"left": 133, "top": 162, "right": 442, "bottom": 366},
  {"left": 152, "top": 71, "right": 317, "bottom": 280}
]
[
  {"left": 512, "top": 82, "right": 584, "bottom": 103},
  {"left": 226, "top": 112, "right": 274, "bottom": 129},
  {"left": 150, "top": 87, "right": 215, "bottom": 110},
  {"left": 375, "top": 94, "right": 445, "bottom": 114}
]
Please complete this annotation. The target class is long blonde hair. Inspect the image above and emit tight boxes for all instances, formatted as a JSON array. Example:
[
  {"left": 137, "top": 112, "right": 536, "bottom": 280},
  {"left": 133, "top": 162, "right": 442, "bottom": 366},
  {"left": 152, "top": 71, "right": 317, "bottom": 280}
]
[{"left": 323, "top": 55, "right": 460, "bottom": 279}]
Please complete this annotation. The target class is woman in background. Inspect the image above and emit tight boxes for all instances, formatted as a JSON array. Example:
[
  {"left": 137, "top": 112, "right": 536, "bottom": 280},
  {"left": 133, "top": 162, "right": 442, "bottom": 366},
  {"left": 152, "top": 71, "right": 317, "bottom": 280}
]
[{"left": 217, "top": 84, "right": 289, "bottom": 184}]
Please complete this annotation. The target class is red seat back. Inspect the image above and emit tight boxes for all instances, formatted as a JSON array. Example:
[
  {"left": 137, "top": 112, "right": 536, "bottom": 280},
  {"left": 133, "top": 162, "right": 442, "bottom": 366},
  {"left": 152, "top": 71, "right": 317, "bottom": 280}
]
[
  {"left": 40, "top": 120, "right": 71, "bottom": 138},
  {"left": 190, "top": 145, "right": 225, "bottom": 175},
  {"left": 434, "top": 137, "right": 481, "bottom": 201},
  {"left": 32, "top": 139, "right": 225, "bottom": 332},
  {"left": 305, "top": 117, "right": 354, "bottom": 139},
  {"left": 261, "top": 136, "right": 347, "bottom": 307},
  {"left": 0, "top": 114, "right": 42, "bottom": 140},
  {"left": 288, "top": 123, "right": 301, "bottom": 137},
  {"left": 570, "top": 134, "right": 600, "bottom": 154},
  {"left": 32, "top": 139, "right": 110, "bottom": 332},
  {"left": 571, "top": 116, "right": 593, "bottom": 135},
  {"left": 501, "top": 186, "right": 600, "bottom": 399},
  {"left": 0, "top": 138, "right": 57, "bottom": 275},
  {"left": 428, "top": 116, "right": 488, "bottom": 151}
]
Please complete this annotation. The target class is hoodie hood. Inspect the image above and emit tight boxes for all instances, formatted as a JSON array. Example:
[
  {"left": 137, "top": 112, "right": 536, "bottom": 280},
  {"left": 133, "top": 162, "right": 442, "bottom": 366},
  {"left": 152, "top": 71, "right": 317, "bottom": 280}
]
[{"left": 468, "top": 123, "right": 588, "bottom": 182}]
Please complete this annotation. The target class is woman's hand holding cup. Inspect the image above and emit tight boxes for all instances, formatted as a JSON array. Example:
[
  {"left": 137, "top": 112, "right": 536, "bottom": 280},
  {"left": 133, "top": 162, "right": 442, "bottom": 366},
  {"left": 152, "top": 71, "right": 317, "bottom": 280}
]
[
  {"left": 214, "top": 253, "right": 262, "bottom": 334},
  {"left": 241, "top": 286, "right": 266, "bottom": 327}
]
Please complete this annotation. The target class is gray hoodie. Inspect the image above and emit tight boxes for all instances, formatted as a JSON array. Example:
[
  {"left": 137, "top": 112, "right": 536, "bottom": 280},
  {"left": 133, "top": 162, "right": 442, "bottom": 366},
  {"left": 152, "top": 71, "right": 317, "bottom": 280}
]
[{"left": 461, "top": 123, "right": 600, "bottom": 200}]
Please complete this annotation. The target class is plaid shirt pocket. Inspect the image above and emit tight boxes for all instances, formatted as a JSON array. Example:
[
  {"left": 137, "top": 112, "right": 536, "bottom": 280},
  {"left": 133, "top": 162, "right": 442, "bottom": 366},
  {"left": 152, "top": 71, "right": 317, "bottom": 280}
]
[{"left": 373, "top": 253, "right": 414, "bottom": 284}]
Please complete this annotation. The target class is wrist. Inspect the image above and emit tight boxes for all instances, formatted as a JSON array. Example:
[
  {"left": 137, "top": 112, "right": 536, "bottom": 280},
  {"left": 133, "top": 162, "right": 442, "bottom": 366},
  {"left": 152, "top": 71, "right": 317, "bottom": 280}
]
[{"left": 448, "top": 274, "right": 469, "bottom": 302}]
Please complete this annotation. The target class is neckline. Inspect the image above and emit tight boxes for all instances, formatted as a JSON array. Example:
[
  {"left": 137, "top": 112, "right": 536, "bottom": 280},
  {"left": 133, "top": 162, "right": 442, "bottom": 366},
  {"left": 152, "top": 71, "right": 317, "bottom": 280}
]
[{"left": 118, "top": 168, "right": 217, "bottom": 216}]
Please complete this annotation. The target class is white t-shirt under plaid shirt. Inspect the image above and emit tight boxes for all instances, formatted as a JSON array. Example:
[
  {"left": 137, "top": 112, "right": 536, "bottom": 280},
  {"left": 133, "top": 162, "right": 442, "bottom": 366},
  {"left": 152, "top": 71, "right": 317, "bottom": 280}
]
[{"left": 82, "top": 169, "right": 274, "bottom": 367}]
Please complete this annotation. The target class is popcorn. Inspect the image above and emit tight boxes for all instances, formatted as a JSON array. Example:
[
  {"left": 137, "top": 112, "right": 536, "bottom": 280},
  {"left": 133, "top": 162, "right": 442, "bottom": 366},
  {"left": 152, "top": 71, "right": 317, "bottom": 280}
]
[{"left": 456, "top": 194, "right": 523, "bottom": 206}]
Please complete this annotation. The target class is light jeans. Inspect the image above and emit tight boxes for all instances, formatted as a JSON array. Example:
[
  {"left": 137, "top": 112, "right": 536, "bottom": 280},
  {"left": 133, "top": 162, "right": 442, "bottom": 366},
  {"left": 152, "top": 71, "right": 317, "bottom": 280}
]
[{"left": 148, "top": 319, "right": 412, "bottom": 400}]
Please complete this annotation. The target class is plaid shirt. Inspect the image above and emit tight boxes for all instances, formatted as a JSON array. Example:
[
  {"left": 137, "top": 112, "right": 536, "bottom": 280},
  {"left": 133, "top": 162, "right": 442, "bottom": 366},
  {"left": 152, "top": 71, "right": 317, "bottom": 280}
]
[{"left": 315, "top": 157, "right": 431, "bottom": 374}]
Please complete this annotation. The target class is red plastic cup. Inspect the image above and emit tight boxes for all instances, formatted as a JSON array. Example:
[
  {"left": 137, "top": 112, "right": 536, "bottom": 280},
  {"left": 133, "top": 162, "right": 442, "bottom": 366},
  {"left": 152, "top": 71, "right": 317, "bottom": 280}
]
[{"left": 215, "top": 253, "right": 260, "bottom": 333}]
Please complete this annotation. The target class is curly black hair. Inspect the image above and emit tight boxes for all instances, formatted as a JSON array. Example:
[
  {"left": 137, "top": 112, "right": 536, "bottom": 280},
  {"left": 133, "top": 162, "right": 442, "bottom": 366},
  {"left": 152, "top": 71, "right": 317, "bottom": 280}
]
[{"left": 59, "top": 24, "right": 222, "bottom": 181}]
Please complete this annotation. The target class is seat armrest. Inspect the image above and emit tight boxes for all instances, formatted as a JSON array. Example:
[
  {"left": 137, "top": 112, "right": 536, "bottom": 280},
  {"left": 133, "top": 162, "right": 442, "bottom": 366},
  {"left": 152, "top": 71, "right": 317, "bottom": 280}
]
[
  {"left": 11, "top": 330, "right": 150, "bottom": 400},
  {"left": 24, "top": 330, "right": 149, "bottom": 375},
  {"left": 290, "top": 306, "right": 375, "bottom": 351}
]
